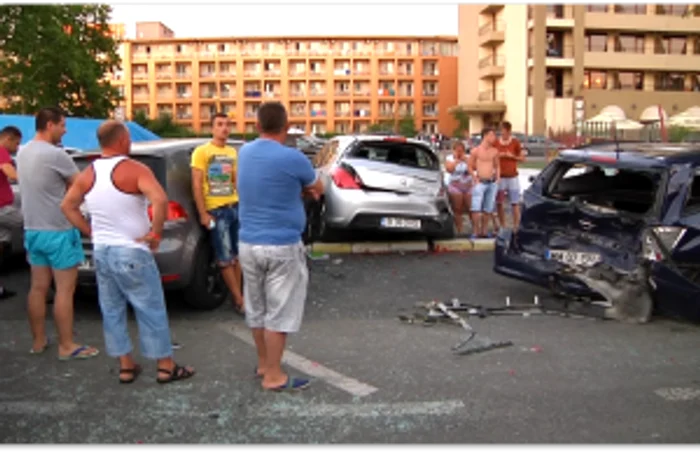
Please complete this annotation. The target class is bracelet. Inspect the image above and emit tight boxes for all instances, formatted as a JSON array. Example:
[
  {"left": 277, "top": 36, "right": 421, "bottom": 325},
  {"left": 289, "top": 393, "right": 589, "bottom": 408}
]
[{"left": 148, "top": 232, "right": 162, "bottom": 241}]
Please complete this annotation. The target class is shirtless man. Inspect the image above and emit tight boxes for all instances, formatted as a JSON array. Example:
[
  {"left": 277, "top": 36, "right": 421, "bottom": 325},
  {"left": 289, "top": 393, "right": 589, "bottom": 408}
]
[{"left": 468, "top": 127, "right": 500, "bottom": 238}]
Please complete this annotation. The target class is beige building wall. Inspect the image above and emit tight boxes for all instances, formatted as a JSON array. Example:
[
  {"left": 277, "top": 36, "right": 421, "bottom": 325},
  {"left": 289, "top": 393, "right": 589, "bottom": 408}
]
[{"left": 501, "top": 5, "right": 528, "bottom": 133}]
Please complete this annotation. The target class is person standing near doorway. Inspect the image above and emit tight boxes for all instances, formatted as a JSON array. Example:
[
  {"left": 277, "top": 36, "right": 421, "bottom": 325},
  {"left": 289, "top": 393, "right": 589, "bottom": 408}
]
[
  {"left": 468, "top": 127, "right": 500, "bottom": 239},
  {"left": 16, "top": 107, "right": 99, "bottom": 359},
  {"left": 0, "top": 126, "right": 23, "bottom": 300},
  {"left": 61, "top": 121, "right": 194, "bottom": 384},
  {"left": 191, "top": 113, "right": 244, "bottom": 315},
  {"left": 237, "top": 102, "right": 324, "bottom": 392},
  {"left": 495, "top": 121, "right": 525, "bottom": 230}
]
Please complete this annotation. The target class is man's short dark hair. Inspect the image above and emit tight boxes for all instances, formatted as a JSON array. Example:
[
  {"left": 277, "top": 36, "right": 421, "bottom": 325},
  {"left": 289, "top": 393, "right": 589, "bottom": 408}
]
[
  {"left": 481, "top": 126, "right": 495, "bottom": 137},
  {"left": 257, "top": 102, "right": 288, "bottom": 134},
  {"left": 97, "top": 120, "right": 128, "bottom": 148},
  {"left": 501, "top": 121, "right": 512, "bottom": 132},
  {"left": 35, "top": 107, "right": 65, "bottom": 132},
  {"left": 212, "top": 112, "right": 228, "bottom": 126},
  {"left": 0, "top": 126, "right": 22, "bottom": 139}
]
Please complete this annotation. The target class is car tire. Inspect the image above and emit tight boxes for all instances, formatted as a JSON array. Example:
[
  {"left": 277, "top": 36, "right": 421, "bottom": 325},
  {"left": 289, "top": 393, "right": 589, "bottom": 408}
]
[
  {"left": 306, "top": 198, "right": 343, "bottom": 243},
  {"left": 182, "top": 242, "right": 227, "bottom": 311}
]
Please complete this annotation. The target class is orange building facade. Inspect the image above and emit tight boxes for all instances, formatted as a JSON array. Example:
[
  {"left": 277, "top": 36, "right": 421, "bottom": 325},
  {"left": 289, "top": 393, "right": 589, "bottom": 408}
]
[{"left": 109, "top": 25, "right": 458, "bottom": 135}]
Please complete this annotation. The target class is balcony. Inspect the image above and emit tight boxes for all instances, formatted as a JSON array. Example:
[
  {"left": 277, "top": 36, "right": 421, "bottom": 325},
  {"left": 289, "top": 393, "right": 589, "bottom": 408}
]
[
  {"left": 156, "top": 92, "right": 173, "bottom": 100},
  {"left": 200, "top": 71, "right": 216, "bottom": 79},
  {"left": 155, "top": 72, "right": 172, "bottom": 80},
  {"left": 220, "top": 90, "right": 235, "bottom": 99},
  {"left": 133, "top": 72, "right": 149, "bottom": 80},
  {"left": 422, "top": 110, "right": 438, "bottom": 118},
  {"left": 133, "top": 93, "right": 150, "bottom": 101},
  {"left": 264, "top": 69, "right": 282, "bottom": 78},
  {"left": 422, "top": 89, "right": 438, "bottom": 97},
  {"left": 478, "top": 21, "right": 505, "bottom": 46},
  {"left": 309, "top": 90, "right": 326, "bottom": 97},
  {"left": 478, "top": 55, "right": 505, "bottom": 79},
  {"left": 458, "top": 90, "right": 506, "bottom": 114},
  {"left": 480, "top": 4, "right": 504, "bottom": 15},
  {"left": 397, "top": 68, "right": 414, "bottom": 77},
  {"left": 263, "top": 91, "right": 281, "bottom": 99},
  {"left": 584, "top": 50, "right": 700, "bottom": 71},
  {"left": 243, "top": 70, "right": 262, "bottom": 78},
  {"left": 176, "top": 112, "right": 193, "bottom": 120},
  {"left": 379, "top": 110, "right": 394, "bottom": 118},
  {"left": 585, "top": 9, "right": 700, "bottom": 33},
  {"left": 422, "top": 69, "right": 439, "bottom": 77},
  {"left": 290, "top": 91, "right": 307, "bottom": 97},
  {"left": 200, "top": 91, "right": 216, "bottom": 99},
  {"left": 176, "top": 92, "right": 192, "bottom": 99},
  {"left": 290, "top": 110, "right": 307, "bottom": 118},
  {"left": 175, "top": 72, "right": 191, "bottom": 79},
  {"left": 289, "top": 70, "right": 307, "bottom": 78},
  {"left": 335, "top": 90, "right": 351, "bottom": 97},
  {"left": 545, "top": 83, "right": 575, "bottom": 98},
  {"left": 335, "top": 110, "right": 352, "bottom": 118},
  {"left": 219, "top": 71, "right": 236, "bottom": 79}
]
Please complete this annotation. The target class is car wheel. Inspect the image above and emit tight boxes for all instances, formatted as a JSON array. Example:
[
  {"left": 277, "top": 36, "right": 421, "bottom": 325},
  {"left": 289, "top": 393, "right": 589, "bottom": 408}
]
[
  {"left": 307, "top": 198, "right": 343, "bottom": 243},
  {"left": 182, "top": 242, "right": 227, "bottom": 311}
]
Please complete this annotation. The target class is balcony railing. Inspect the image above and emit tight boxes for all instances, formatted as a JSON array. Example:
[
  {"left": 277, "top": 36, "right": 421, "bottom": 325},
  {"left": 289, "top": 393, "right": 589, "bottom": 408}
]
[
  {"left": 309, "top": 90, "right": 326, "bottom": 96},
  {"left": 155, "top": 72, "right": 172, "bottom": 79},
  {"left": 133, "top": 73, "right": 149, "bottom": 80},
  {"left": 243, "top": 70, "right": 262, "bottom": 77},
  {"left": 176, "top": 92, "right": 192, "bottom": 99},
  {"left": 478, "top": 89, "right": 505, "bottom": 102},
  {"left": 156, "top": 93, "right": 173, "bottom": 100},
  {"left": 175, "top": 72, "right": 191, "bottom": 79},
  {"left": 158, "top": 110, "right": 173, "bottom": 117},
  {"left": 423, "top": 90, "right": 438, "bottom": 96},
  {"left": 290, "top": 110, "right": 307, "bottom": 117},
  {"left": 545, "top": 83, "right": 575, "bottom": 98},
  {"left": 263, "top": 91, "right": 281, "bottom": 98},
  {"left": 335, "top": 90, "right": 351, "bottom": 96},
  {"left": 133, "top": 93, "right": 150, "bottom": 101},
  {"left": 478, "top": 20, "right": 505, "bottom": 36},
  {"left": 397, "top": 68, "right": 414, "bottom": 76},
  {"left": 422, "top": 69, "right": 439, "bottom": 76},
  {"left": 200, "top": 91, "right": 216, "bottom": 99},
  {"left": 219, "top": 71, "right": 236, "bottom": 78},
  {"left": 546, "top": 44, "right": 573, "bottom": 58},
  {"left": 353, "top": 70, "right": 371, "bottom": 76},
  {"left": 478, "top": 55, "right": 505, "bottom": 69},
  {"left": 289, "top": 70, "right": 307, "bottom": 77},
  {"left": 398, "top": 110, "right": 415, "bottom": 117},
  {"left": 220, "top": 91, "right": 235, "bottom": 99},
  {"left": 422, "top": 110, "right": 438, "bottom": 117},
  {"left": 335, "top": 111, "right": 352, "bottom": 117},
  {"left": 176, "top": 112, "right": 193, "bottom": 120},
  {"left": 264, "top": 70, "right": 282, "bottom": 77},
  {"left": 290, "top": 91, "right": 307, "bottom": 97}
]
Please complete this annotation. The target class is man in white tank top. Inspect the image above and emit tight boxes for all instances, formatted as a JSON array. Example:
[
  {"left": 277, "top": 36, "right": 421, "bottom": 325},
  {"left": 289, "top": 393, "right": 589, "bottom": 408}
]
[{"left": 60, "top": 121, "right": 195, "bottom": 385}]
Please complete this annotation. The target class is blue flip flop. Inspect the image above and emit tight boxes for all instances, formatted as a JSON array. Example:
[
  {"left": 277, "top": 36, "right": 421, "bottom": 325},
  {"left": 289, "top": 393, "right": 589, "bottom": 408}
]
[
  {"left": 264, "top": 376, "right": 310, "bottom": 392},
  {"left": 58, "top": 345, "right": 99, "bottom": 361}
]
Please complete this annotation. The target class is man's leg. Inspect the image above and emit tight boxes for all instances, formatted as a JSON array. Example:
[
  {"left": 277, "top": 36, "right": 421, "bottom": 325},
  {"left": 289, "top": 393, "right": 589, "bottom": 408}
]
[
  {"left": 496, "top": 179, "right": 507, "bottom": 228},
  {"left": 239, "top": 243, "right": 267, "bottom": 375},
  {"left": 261, "top": 242, "right": 309, "bottom": 390},
  {"left": 507, "top": 178, "right": 522, "bottom": 229},
  {"left": 93, "top": 247, "right": 135, "bottom": 381},
  {"left": 483, "top": 183, "right": 499, "bottom": 236},
  {"left": 50, "top": 229, "right": 98, "bottom": 358},
  {"left": 27, "top": 264, "right": 52, "bottom": 352},
  {"left": 211, "top": 209, "right": 244, "bottom": 311}
]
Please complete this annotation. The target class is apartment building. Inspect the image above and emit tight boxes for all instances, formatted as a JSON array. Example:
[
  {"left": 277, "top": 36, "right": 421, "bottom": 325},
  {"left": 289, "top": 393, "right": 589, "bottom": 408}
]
[
  {"left": 457, "top": 4, "right": 700, "bottom": 135},
  {"left": 109, "top": 22, "right": 458, "bottom": 135}
]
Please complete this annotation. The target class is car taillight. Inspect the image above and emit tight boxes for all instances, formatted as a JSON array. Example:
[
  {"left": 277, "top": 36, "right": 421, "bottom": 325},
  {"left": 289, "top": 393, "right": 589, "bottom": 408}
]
[
  {"left": 331, "top": 167, "right": 362, "bottom": 190},
  {"left": 643, "top": 226, "right": 686, "bottom": 262},
  {"left": 147, "top": 201, "right": 188, "bottom": 222}
]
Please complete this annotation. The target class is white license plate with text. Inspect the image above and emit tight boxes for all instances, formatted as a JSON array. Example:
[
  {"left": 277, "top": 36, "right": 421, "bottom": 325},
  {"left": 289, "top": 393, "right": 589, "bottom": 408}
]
[
  {"left": 546, "top": 249, "right": 600, "bottom": 267},
  {"left": 380, "top": 217, "right": 422, "bottom": 230}
]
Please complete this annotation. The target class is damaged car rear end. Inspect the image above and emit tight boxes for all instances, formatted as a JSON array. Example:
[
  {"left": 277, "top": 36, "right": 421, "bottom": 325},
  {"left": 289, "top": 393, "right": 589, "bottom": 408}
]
[{"left": 494, "top": 143, "right": 700, "bottom": 323}]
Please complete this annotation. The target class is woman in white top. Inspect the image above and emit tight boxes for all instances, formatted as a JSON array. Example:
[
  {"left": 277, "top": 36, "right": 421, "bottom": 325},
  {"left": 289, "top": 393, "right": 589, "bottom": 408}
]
[{"left": 444, "top": 141, "right": 472, "bottom": 235}]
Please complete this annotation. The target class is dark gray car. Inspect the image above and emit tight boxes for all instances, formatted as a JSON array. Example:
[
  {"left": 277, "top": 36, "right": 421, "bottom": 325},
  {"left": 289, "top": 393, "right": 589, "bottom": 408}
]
[{"left": 72, "top": 138, "right": 243, "bottom": 310}]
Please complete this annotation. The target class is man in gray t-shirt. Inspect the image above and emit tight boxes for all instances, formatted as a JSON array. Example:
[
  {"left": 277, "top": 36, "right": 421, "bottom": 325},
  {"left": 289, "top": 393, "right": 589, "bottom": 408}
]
[{"left": 15, "top": 107, "right": 99, "bottom": 361}]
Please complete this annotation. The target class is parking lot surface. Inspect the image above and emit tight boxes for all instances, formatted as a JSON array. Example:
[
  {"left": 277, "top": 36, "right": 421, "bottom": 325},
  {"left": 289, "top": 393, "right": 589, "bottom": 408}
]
[{"left": 1, "top": 252, "right": 700, "bottom": 443}]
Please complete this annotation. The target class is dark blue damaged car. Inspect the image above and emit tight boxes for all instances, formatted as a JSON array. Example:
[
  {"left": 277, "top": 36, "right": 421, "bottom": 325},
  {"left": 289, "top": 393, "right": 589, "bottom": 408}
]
[{"left": 494, "top": 142, "right": 700, "bottom": 324}]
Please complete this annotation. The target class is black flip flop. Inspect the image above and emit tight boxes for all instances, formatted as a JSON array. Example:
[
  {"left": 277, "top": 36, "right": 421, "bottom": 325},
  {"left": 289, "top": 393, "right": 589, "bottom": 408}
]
[
  {"left": 156, "top": 364, "right": 196, "bottom": 384},
  {"left": 119, "top": 364, "right": 143, "bottom": 384}
]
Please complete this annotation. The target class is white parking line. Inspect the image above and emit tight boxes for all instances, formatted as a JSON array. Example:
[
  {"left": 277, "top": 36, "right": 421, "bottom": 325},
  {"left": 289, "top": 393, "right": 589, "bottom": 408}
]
[
  {"left": 253, "top": 400, "right": 465, "bottom": 418},
  {"left": 0, "top": 402, "right": 77, "bottom": 415},
  {"left": 220, "top": 324, "right": 379, "bottom": 397},
  {"left": 654, "top": 387, "right": 700, "bottom": 402}
]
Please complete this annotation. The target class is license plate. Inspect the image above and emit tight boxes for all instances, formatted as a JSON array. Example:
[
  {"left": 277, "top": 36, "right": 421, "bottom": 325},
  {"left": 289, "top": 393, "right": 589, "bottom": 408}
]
[
  {"left": 78, "top": 259, "right": 94, "bottom": 271},
  {"left": 546, "top": 249, "right": 600, "bottom": 267},
  {"left": 380, "top": 217, "right": 422, "bottom": 230}
]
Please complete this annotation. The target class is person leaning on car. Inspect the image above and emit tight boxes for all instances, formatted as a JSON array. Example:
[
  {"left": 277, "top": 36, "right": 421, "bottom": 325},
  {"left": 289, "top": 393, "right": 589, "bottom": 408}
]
[
  {"left": 0, "top": 126, "right": 23, "bottom": 300},
  {"left": 190, "top": 113, "right": 244, "bottom": 315}
]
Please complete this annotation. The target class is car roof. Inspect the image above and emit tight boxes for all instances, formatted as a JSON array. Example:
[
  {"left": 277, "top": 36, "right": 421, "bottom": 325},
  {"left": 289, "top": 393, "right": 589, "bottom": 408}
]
[
  {"left": 332, "top": 134, "right": 435, "bottom": 150},
  {"left": 79, "top": 138, "right": 246, "bottom": 157},
  {"left": 558, "top": 142, "right": 700, "bottom": 168}
]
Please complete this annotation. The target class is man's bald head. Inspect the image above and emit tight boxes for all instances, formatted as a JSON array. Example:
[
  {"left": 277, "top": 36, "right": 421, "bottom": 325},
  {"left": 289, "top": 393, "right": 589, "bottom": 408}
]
[{"left": 97, "top": 120, "right": 130, "bottom": 151}]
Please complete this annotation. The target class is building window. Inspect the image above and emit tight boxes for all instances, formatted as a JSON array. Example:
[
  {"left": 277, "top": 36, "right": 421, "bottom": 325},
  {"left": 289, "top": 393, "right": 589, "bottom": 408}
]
[
  {"left": 655, "top": 72, "right": 686, "bottom": 91},
  {"left": 614, "top": 4, "right": 647, "bottom": 14},
  {"left": 694, "top": 36, "right": 700, "bottom": 54},
  {"left": 656, "top": 36, "right": 688, "bottom": 55},
  {"left": 655, "top": 4, "right": 691, "bottom": 16},
  {"left": 584, "top": 70, "right": 608, "bottom": 89},
  {"left": 613, "top": 71, "right": 644, "bottom": 90},
  {"left": 546, "top": 5, "right": 565, "bottom": 19},
  {"left": 693, "top": 74, "right": 700, "bottom": 91},
  {"left": 585, "top": 33, "right": 608, "bottom": 52},
  {"left": 615, "top": 34, "right": 645, "bottom": 53},
  {"left": 586, "top": 5, "right": 609, "bottom": 13}
]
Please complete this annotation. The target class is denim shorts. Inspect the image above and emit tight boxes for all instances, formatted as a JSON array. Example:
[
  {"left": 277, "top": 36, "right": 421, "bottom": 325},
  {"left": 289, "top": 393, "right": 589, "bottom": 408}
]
[
  {"left": 209, "top": 203, "right": 239, "bottom": 265},
  {"left": 471, "top": 181, "right": 498, "bottom": 213},
  {"left": 497, "top": 176, "right": 521, "bottom": 205},
  {"left": 24, "top": 228, "right": 85, "bottom": 270}
]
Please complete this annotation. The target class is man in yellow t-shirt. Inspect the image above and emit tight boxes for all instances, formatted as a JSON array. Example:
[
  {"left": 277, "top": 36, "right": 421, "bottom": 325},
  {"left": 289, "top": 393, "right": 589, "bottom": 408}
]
[{"left": 191, "top": 113, "right": 243, "bottom": 314}]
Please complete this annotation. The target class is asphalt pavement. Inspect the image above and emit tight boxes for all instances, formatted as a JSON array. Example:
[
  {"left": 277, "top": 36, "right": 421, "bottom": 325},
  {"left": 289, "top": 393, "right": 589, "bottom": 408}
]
[{"left": 1, "top": 252, "right": 700, "bottom": 443}]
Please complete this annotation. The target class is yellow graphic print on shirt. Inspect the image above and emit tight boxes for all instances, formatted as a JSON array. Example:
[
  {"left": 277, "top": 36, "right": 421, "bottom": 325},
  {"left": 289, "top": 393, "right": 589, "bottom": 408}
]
[{"left": 190, "top": 142, "right": 239, "bottom": 211}]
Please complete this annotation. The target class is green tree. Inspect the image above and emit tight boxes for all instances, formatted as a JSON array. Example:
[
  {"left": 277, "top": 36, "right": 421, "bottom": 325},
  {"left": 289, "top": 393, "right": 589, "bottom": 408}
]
[
  {"left": 131, "top": 110, "right": 150, "bottom": 128},
  {"left": 451, "top": 107, "right": 470, "bottom": 137},
  {"left": 0, "top": 4, "right": 122, "bottom": 117},
  {"left": 397, "top": 115, "right": 417, "bottom": 137},
  {"left": 147, "top": 113, "right": 194, "bottom": 138}
]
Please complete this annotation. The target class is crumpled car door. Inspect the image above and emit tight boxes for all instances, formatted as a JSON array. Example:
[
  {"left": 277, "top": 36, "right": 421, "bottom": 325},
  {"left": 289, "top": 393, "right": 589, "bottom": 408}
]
[{"left": 651, "top": 164, "right": 700, "bottom": 322}]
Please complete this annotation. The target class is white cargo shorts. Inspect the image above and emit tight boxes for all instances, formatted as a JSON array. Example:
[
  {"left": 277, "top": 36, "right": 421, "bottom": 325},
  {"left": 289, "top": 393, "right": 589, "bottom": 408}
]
[{"left": 239, "top": 240, "right": 308, "bottom": 333}]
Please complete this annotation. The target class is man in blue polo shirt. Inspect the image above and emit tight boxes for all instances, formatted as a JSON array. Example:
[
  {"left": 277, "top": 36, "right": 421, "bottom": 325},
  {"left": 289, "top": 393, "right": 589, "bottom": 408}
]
[{"left": 237, "top": 102, "right": 324, "bottom": 392}]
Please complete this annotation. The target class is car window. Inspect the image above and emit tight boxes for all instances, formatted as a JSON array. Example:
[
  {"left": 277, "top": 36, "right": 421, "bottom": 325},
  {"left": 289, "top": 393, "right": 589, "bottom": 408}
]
[
  {"left": 544, "top": 161, "right": 662, "bottom": 216},
  {"left": 348, "top": 141, "right": 439, "bottom": 170},
  {"left": 313, "top": 140, "right": 339, "bottom": 168},
  {"left": 73, "top": 155, "right": 168, "bottom": 188},
  {"left": 683, "top": 174, "right": 700, "bottom": 216}
]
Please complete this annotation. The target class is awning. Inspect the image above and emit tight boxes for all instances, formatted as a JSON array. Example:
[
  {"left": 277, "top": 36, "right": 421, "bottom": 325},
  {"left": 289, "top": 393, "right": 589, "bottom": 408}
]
[
  {"left": 0, "top": 114, "right": 160, "bottom": 150},
  {"left": 639, "top": 105, "right": 668, "bottom": 123}
]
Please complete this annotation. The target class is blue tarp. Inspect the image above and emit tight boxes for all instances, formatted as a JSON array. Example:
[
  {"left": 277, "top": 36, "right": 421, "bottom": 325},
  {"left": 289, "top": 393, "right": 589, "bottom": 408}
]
[{"left": 0, "top": 114, "right": 160, "bottom": 150}]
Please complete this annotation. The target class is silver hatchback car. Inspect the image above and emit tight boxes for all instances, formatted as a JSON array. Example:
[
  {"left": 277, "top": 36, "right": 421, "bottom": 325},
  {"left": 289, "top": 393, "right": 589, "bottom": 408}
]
[{"left": 305, "top": 135, "right": 455, "bottom": 241}]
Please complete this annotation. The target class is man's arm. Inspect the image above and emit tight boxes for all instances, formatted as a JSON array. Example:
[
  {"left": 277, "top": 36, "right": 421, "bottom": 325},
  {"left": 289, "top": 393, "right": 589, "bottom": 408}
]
[
  {"left": 60, "top": 170, "right": 92, "bottom": 237},
  {"left": 514, "top": 141, "right": 526, "bottom": 162},
  {"left": 493, "top": 149, "right": 501, "bottom": 181},
  {"left": 293, "top": 153, "right": 324, "bottom": 199},
  {"left": 190, "top": 147, "right": 213, "bottom": 228},
  {"left": 137, "top": 165, "right": 168, "bottom": 239},
  {"left": 0, "top": 150, "right": 17, "bottom": 181},
  {"left": 468, "top": 149, "right": 479, "bottom": 183}
]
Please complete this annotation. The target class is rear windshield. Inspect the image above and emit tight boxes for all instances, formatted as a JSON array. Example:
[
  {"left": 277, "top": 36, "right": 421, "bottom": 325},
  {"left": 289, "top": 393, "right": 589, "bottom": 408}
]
[
  {"left": 73, "top": 155, "right": 168, "bottom": 188},
  {"left": 346, "top": 141, "right": 439, "bottom": 170},
  {"left": 543, "top": 161, "right": 663, "bottom": 216}
]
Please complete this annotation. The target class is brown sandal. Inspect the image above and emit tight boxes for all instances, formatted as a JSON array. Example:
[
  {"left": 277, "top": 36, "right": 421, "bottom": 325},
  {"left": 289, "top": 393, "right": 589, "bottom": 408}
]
[{"left": 119, "top": 364, "right": 143, "bottom": 384}]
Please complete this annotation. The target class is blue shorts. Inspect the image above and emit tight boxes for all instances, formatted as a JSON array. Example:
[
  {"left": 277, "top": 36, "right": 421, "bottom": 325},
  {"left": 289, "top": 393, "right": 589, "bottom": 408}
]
[
  {"left": 24, "top": 228, "right": 85, "bottom": 270},
  {"left": 209, "top": 204, "right": 239, "bottom": 265},
  {"left": 471, "top": 181, "right": 499, "bottom": 213}
]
